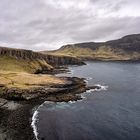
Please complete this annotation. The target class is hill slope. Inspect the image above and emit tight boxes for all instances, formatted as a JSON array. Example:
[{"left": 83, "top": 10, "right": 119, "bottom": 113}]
[
  {"left": 47, "top": 34, "right": 140, "bottom": 61},
  {"left": 0, "top": 47, "right": 84, "bottom": 73}
]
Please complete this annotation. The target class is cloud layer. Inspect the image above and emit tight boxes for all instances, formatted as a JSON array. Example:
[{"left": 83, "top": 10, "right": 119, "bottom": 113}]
[{"left": 0, "top": 0, "right": 140, "bottom": 50}]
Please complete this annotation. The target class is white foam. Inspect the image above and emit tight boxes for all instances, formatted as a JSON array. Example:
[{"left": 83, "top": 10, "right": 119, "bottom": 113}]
[
  {"left": 86, "top": 84, "right": 108, "bottom": 93},
  {"left": 68, "top": 101, "right": 76, "bottom": 104},
  {"left": 81, "top": 94, "right": 86, "bottom": 99},
  {"left": 84, "top": 79, "right": 88, "bottom": 84},
  {"left": 31, "top": 83, "right": 108, "bottom": 140},
  {"left": 31, "top": 102, "right": 50, "bottom": 140},
  {"left": 31, "top": 109, "right": 39, "bottom": 140},
  {"left": 67, "top": 70, "right": 74, "bottom": 74},
  {"left": 95, "top": 84, "right": 108, "bottom": 91}
]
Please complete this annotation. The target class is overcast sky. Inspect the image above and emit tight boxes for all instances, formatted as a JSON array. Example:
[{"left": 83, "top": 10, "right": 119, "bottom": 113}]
[{"left": 0, "top": 0, "right": 140, "bottom": 51}]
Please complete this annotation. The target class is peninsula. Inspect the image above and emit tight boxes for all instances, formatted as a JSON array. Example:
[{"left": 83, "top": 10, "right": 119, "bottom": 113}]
[{"left": 0, "top": 33, "right": 140, "bottom": 140}]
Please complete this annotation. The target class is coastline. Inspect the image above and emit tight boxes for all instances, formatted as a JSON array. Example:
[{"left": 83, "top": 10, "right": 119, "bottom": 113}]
[
  {"left": 0, "top": 61, "right": 137, "bottom": 140},
  {"left": 0, "top": 63, "right": 106, "bottom": 140},
  {"left": 0, "top": 76, "right": 88, "bottom": 140},
  {"left": 0, "top": 101, "right": 36, "bottom": 140}
]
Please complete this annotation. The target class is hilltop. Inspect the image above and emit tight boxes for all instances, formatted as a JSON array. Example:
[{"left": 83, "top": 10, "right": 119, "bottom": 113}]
[{"left": 45, "top": 34, "right": 140, "bottom": 61}]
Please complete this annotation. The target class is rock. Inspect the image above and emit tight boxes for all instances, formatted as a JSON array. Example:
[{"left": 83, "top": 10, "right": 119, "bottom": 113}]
[
  {"left": 0, "top": 98, "right": 7, "bottom": 107},
  {"left": 87, "top": 85, "right": 102, "bottom": 90},
  {"left": 0, "top": 77, "right": 87, "bottom": 102}
]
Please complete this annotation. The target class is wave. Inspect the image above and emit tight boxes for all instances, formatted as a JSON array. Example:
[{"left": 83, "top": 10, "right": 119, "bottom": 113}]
[
  {"left": 68, "top": 101, "right": 76, "bottom": 104},
  {"left": 81, "top": 94, "right": 86, "bottom": 99},
  {"left": 67, "top": 69, "right": 74, "bottom": 74},
  {"left": 31, "top": 109, "right": 39, "bottom": 140},
  {"left": 31, "top": 83, "right": 108, "bottom": 140},
  {"left": 31, "top": 102, "right": 51, "bottom": 140},
  {"left": 86, "top": 84, "right": 108, "bottom": 93},
  {"left": 31, "top": 101, "right": 74, "bottom": 139}
]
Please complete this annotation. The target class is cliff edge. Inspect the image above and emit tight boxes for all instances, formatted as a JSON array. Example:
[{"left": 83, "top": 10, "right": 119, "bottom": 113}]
[{"left": 0, "top": 47, "right": 84, "bottom": 73}]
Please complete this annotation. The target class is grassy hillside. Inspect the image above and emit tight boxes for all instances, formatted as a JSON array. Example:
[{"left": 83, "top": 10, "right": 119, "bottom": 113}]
[
  {"left": 0, "top": 47, "right": 74, "bottom": 91},
  {"left": 0, "top": 71, "right": 65, "bottom": 89},
  {"left": 0, "top": 46, "right": 84, "bottom": 73},
  {"left": 0, "top": 46, "right": 85, "bottom": 91},
  {"left": 47, "top": 34, "right": 140, "bottom": 61},
  {"left": 0, "top": 56, "right": 53, "bottom": 73},
  {"left": 51, "top": 46, "right": 140, "bottom": 61}
]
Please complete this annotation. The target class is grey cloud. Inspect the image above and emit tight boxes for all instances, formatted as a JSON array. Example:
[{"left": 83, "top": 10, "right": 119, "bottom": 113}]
[{"left": 0, "top": 0, "right": 140, "bottom": 50}]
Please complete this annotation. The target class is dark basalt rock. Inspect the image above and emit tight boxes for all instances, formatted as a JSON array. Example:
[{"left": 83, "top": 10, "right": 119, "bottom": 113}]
[
  {"left": 86, "top": 85, "right": 102, "bottom": 90},
  {"left": 35, "top": 66, "right": 70, "bottom": 74},
  {"left": 0, "top": 77, "right": 87, "bottom": 101}
]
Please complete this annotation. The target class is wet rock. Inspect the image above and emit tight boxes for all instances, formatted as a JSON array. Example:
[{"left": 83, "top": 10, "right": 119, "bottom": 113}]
[{"left": 87, "top": 85, "right": 102, "bottom": 90}]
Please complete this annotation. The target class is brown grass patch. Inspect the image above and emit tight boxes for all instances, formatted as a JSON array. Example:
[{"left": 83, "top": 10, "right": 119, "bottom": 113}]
[{"left": 0, "top": 71, "right": 66, "bottom": 89}]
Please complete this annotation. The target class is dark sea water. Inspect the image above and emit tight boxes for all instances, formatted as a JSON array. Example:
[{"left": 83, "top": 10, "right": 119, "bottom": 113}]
[{"left": 34, "top": 62, "right": 140, "bottom": 140}]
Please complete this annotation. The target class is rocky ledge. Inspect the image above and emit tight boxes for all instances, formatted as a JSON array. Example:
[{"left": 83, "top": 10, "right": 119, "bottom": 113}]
[
  {"left": 0, "top": 77, "right": 87, "bottom": 102},
  {"left": 0, "top": 73, "right": 103, "bottom": 140}
]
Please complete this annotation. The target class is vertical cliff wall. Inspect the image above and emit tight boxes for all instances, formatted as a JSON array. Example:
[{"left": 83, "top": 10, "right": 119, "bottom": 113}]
[{"left": 0, "top": 47, "right": 84, "bottom": 66}]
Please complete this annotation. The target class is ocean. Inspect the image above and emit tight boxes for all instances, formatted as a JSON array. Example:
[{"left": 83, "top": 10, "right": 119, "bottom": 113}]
[{"left": 32, "top": 62, "right": 140, "bottom": 140}]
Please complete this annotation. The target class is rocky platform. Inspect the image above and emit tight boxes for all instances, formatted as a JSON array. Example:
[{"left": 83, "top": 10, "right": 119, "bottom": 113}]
[
  {"left": 0, "top": 69, "right": 103, "bottom": 140},
  {"left": 0, "top": 76, "right": 88, "bottom": 140}
]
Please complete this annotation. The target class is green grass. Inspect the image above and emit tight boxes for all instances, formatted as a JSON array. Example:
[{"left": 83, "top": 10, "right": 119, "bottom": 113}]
[
  {"left": 0, "top": 56, "right": 53, "bottom": 73},
  {"left": 50, "top": 46, "right": 140, "bottom": 60}
]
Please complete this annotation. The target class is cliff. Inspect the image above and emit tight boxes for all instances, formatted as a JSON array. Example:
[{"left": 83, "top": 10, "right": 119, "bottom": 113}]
[
  {"left": 0, "top": 47, "right": 84, "bottom": 73},
  {"left": 47, "top": 34, "right": 140, "bottom": 61}
]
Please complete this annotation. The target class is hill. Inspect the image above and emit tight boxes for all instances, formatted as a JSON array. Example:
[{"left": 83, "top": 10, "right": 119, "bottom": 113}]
[
  {"left": 0, "top": 46, "right": 85, "bottom": 98},
  {"left": 46, "top": 34, "right": 140, "bottom": 61},
  {"left": 0, "top": 47, "right": 84, "bottom": 73}
]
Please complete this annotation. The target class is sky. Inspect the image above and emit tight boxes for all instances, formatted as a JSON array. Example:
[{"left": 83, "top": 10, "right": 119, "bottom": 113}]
[{"left": 0, "top": 0, "right": 140, "bottom": 51}]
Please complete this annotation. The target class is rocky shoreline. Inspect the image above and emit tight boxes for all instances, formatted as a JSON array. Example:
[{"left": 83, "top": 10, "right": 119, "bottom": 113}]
[
  {"left": 0, "top": 75, "right": 91, "bottom": 140},
  {"left": 0, "top": 62, "right": 104, "bottom": 140}
]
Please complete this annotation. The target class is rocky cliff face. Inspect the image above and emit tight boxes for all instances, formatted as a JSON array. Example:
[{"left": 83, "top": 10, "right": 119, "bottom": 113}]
[
  {"left": 0, "top": 47, "right": 84, "bottom": 66},
  {"left": 42, "top": 54, "right": 84, "bottom": 65},
  {"left": 52, "top": 34, "right": 140, "bottom": 61}
]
